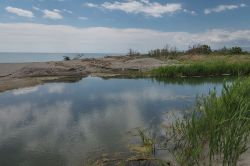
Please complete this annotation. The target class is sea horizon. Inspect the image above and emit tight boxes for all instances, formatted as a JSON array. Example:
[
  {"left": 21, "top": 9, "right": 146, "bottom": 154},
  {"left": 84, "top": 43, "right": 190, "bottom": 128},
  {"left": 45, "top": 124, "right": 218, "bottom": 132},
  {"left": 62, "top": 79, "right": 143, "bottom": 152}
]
[{"left": 0, "top": 52, "right": 126, "bottom": 63}]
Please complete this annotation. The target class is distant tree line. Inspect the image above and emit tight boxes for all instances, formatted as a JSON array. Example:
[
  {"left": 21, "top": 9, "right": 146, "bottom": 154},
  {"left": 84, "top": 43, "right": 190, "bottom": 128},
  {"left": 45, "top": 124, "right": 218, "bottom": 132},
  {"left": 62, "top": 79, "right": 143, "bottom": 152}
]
[
  {"left": 213, "top": 46, "right": 244, "bottom": 55},
  {"left": 186, "top": 44, "right": 212, "bottom": 54},
  {"left": 148, "top": 45, "right": 178, "bottom": 57},
  {"left": 127, "top": 44, "right": 248, "bottom": 57},
  {"left": 186, "top": 45, "right": 245, "bottom": 55}
]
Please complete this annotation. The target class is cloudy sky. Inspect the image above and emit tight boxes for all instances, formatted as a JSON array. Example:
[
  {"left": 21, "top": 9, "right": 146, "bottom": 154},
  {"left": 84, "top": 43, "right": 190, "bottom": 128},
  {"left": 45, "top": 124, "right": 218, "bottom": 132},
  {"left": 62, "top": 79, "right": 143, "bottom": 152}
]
[{"left": 0, "top": 0, "right": 249, "bottom": 53}]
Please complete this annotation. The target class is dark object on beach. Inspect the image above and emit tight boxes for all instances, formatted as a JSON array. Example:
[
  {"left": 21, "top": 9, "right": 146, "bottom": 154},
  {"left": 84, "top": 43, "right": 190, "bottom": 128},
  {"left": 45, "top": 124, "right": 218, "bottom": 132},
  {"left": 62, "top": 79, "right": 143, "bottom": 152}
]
[{"left": 63, "top": 56, "right": 71, "bottom": 61}]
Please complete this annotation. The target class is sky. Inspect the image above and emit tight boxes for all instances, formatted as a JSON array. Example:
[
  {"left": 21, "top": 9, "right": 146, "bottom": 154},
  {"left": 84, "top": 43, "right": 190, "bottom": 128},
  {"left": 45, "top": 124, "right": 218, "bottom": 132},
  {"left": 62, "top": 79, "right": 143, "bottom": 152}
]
[{"left": 0, "top": 0, "right": 249, "bottom": 53}]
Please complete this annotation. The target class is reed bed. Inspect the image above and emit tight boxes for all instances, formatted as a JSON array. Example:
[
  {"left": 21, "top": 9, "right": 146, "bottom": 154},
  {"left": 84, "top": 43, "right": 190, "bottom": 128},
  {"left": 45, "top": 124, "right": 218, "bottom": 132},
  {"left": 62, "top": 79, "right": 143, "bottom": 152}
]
[
  {"left": 169, "top": 77, "right": 250, "bottom": 165},
  {"left": 152, "top": 61, "right": 250, "bottom": 77}
]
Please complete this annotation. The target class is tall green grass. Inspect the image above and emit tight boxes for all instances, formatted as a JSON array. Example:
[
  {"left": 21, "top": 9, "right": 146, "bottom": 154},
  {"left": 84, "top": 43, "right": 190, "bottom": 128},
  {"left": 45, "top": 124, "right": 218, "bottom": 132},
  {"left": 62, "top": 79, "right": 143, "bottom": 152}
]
[
  {"left": 152, "top": 61, "right": 250, "bottom": 77},
  {"left": 169, "top": 77, "right": 250, "bottom": 165}
]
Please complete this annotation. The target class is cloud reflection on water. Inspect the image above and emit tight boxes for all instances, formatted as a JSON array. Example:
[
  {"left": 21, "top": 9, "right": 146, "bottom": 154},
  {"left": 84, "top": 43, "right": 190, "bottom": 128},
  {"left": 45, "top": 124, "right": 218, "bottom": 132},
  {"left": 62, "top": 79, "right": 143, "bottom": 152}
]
[
  {"left": 0, "top": 98, "right": 149, "bottom": 165},
  {"left": 12, "top": 87, "right": 39, "bottom": 96},
  {"left": 0, "top": 77, "right": 224, "bottom": 166}
]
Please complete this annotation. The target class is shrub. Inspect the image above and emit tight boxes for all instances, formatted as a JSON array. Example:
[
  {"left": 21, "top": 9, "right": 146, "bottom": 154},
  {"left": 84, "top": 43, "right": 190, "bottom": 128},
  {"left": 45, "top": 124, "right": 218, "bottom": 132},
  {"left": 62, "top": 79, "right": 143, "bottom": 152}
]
[
  {"left": 229, "top": 46, "right": 243, "bottom": 54},
  {"left": 186, "top": 44, "right": 212, "bottom": 55},
  {"left": 148, "top": 45, "right": 179, "bottom": 58}
]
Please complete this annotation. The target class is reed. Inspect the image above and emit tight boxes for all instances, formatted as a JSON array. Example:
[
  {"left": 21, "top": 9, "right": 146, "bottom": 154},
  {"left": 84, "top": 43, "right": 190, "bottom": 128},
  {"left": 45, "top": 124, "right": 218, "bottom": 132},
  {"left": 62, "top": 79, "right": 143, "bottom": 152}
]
[
  {"left": 152, "top": 61, "right": 250, "bottom": 77},
  {"left": 137, "top": 128, "right": 155, "bottom": 155},
  {"left": 169, "top": 77, "right": 250, "bottom": 165}
]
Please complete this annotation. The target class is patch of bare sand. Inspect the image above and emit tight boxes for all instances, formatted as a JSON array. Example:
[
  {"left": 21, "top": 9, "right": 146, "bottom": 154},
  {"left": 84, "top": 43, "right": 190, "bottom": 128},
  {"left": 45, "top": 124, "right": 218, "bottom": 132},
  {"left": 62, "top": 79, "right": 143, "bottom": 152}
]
[
  {"left": 0, "top": 63, "right": 27, "bottom": 77},
  {"left": 238, "top": 149, "right": 250, "bottom": 166},
  {"left": 110, "top": 57, "right": 169, "bottom": 70},
  {"left": 0, "top": 57, "right": 176, "bottom": 92}
]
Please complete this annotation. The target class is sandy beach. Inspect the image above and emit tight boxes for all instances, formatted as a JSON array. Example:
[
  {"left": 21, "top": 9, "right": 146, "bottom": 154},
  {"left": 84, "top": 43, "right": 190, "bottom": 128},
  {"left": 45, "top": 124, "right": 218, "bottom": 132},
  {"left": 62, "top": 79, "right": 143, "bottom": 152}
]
[{"left": 0, "top": 56, "right": 171, "bottom": 92}]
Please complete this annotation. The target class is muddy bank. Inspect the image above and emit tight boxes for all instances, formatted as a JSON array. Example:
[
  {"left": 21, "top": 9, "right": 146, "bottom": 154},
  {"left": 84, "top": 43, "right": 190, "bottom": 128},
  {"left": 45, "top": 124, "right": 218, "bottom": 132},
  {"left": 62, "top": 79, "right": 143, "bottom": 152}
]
[{"left": 0, "top": 56, "right": 174, "bottom": 92}]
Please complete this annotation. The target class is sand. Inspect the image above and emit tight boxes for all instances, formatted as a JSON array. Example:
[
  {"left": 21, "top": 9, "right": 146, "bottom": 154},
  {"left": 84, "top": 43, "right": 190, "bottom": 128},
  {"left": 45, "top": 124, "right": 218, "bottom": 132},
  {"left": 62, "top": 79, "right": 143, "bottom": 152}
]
[{"left": 0, "top": 56, "right": 172, "bottom": 92}]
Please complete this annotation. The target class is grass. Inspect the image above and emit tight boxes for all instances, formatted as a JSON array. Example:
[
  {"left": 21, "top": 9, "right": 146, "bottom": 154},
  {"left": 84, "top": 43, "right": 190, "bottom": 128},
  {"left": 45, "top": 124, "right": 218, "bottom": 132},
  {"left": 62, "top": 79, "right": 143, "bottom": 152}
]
[
  {"left": 152, "top": 61, "right": 250, "bottom": 77},
  {"left": 137, "top": 128, "right": 155, "bottom": 155},
  {"left": 168, "top": 77, "right": 250, "bottom": 165}
]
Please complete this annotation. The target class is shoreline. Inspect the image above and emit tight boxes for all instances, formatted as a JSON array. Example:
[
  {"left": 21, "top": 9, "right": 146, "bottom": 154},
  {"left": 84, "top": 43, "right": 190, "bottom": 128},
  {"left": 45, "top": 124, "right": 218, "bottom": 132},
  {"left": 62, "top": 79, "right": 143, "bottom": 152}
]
[
  {"left": 0, "top": 56, "right": 169, "bottom": 92},
  {"left": 1, "top": 54, "right": 249, "bottom": 93}
]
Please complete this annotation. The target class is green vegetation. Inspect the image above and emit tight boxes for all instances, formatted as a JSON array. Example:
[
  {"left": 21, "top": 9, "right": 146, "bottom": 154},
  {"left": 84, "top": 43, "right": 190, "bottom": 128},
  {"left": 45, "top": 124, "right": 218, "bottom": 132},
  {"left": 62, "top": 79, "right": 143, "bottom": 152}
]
[
  {"left": 145, "top": 45, "right": 249, "bottom": 58},
  {"left": 148, "top": 45, "right": 179, "bottom": 58},
  {"left": 168, "top": 77, "right": 250, "bottom": 165},
  {"left": 152, "top": 77, "right": 236, "bottom": 85},
  {"left": 126, "top": 44, "right": 250, "bottom": 77},
  {"left": 186, "top": 44, "right": 212, "bottom": 55},
  {"left": 137, "top": 128, "right": 155, "bottom": 155},
  {"left": 152, "top": 61, "right": 250, "bottom": 77},
  {"left": 214, "top": 46, "right": 245, "bottom": 55}
]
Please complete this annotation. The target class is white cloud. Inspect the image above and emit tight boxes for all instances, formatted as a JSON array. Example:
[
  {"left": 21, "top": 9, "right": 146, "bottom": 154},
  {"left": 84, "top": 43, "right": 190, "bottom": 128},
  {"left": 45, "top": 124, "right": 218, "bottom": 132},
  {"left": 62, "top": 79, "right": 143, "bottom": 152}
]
[
  {"left": 78, "top": 16, "right": 88, "bottom": 20},
  {"left": 183, "top": 9, "right": 196, "bottom": 15},
  {"left": 85, "top": 0, "right": 182, "bottom": 17},
  {"left": 42, "top": 9, "right": 63, "bottom": 20},
  {"left": 32, "top": 6, "right": 41, "bottom": 11},
  {"left": 53, "top": 9, "right": 61, "bottom": 13},
  {"left": 85, "top": 3, "right": 99, "bottom": 8},
  {"left": 204, "top": 3, "right": 246, "bottom": 14},
  {"left": 5, "top": 6, "right": 34, "bottom": 18},
  {"left": 33, "top": 6, "right": 72, "bottom": 15},
  {"left": 63, "top": 9, "right": 73, "bottom": 14},
  {"left": 0, "top": 23, "right": 250, "bottom": 53}
]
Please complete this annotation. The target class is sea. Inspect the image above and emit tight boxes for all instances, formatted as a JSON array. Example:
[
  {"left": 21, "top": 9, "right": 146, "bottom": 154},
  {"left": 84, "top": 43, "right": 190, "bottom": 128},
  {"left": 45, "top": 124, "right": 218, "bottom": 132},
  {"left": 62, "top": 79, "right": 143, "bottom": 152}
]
[{"left": 0, "top": 52, "right": 122, "bottom": 63}]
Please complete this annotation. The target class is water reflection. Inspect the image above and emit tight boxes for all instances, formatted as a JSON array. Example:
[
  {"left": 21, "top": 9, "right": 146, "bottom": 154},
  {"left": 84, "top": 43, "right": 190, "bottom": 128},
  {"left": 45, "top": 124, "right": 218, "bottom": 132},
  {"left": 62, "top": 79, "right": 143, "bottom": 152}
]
[
  {"left": 12, "top": 87, "right": 39, "bottom": 96},
  {"left": 0, "top": 77, "right": 227, "bottom": 166}
]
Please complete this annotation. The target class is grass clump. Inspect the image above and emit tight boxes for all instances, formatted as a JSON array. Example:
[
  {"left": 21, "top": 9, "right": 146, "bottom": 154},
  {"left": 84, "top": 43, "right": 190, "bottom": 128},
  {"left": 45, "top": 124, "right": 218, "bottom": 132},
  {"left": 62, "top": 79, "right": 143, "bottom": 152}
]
[
  {"left": 152, "top": 61, "right": 250, "bottom": 77},
  {"left": 169, "top": 78, "right": 250, "bottom": 165}
]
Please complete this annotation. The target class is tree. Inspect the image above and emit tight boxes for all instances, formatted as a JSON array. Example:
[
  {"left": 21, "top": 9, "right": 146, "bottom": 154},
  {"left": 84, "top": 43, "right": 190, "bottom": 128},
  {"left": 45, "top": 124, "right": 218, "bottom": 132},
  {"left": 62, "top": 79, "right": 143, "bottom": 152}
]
[
  {"left": 186, "top": 44, "right": 212, "bottom": 54},
  {"left": 230, "top": 46, "right": 242, "bottom": 54}
]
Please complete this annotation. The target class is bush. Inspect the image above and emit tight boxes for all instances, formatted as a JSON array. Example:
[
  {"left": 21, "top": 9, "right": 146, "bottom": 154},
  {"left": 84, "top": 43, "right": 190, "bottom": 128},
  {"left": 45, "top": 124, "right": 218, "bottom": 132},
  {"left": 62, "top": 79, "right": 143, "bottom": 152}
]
[
  {"left": 212, "top": 46, "right": 244, "bottom": 55},
  {"left": 186, "top": 44, "right": 212, "bottom": 55},
  {"left": 148, "top": 45, "right": 180, "bottom": 58},
  {"left": 229, "top": 46, "right": 243, "bottom": 54}
]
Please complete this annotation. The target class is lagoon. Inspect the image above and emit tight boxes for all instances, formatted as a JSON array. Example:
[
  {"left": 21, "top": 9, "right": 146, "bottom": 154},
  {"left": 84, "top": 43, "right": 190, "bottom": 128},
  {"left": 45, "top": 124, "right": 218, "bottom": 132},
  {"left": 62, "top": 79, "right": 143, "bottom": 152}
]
[{"left": 0, "top": 77, "right": 227, "bottom": 166}]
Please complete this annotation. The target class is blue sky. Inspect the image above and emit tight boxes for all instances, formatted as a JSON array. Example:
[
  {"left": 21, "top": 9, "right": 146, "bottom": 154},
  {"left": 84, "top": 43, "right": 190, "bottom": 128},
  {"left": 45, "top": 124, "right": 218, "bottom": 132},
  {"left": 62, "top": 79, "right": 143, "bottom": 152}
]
[{"left": 0, "top": 0, "right": 249, "bottom": 53}]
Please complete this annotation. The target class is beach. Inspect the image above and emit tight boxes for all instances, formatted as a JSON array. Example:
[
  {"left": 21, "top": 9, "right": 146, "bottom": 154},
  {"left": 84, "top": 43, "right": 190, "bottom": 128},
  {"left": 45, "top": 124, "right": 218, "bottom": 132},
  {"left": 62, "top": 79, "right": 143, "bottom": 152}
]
[{"left": 0, "top": 56, "right": 170, "bottom": 92}]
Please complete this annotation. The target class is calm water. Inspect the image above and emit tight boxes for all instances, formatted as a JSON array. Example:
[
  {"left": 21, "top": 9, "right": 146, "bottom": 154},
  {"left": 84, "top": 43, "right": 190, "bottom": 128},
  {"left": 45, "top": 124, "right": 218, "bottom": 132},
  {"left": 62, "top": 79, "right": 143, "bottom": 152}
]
[
  {"left": 0, "top": 53, "right": 112, "bottom": 63},
  {"left": 0, "top": 77, "right": 227, "bottom": 166}
]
